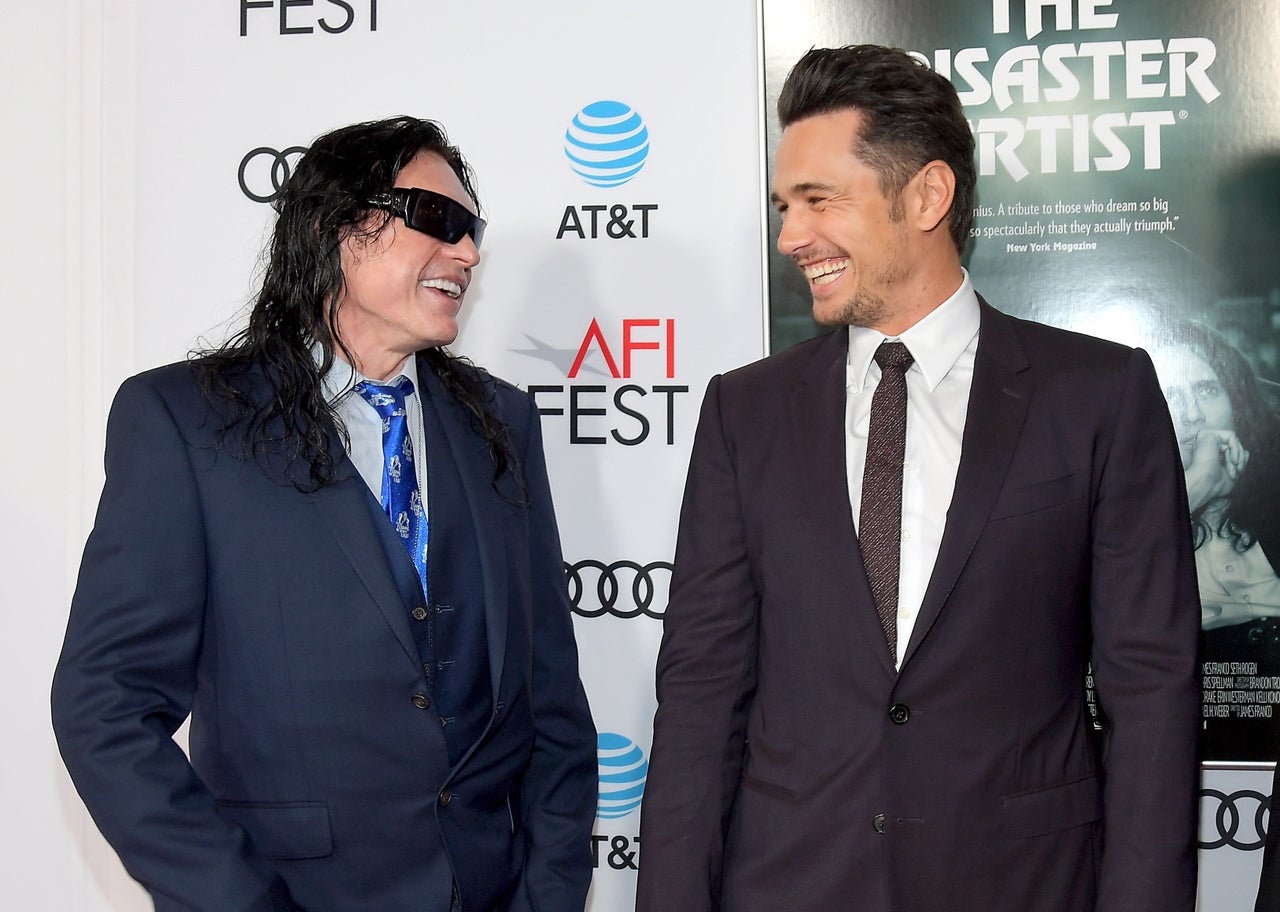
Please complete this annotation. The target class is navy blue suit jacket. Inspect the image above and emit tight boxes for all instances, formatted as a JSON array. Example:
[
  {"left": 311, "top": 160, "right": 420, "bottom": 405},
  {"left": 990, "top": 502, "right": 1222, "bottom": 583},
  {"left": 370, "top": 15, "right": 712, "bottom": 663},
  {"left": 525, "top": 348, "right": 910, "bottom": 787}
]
[{"left": 52, "top": 353, "right": 596, "bottom": 912}]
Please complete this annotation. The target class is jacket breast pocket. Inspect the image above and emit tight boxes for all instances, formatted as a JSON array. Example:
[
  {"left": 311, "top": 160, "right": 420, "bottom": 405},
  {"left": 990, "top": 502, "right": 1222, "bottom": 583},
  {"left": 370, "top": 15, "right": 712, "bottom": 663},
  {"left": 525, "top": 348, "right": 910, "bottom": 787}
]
[
  {"left": 1000, "top": 775, "right": 1102, "bottom": 839},
  {"left": 215, "top": 800, "right": 333, "bottom": 859},
  {"left": 988, "top": 471, "right": 1086, "bottom": 522}
]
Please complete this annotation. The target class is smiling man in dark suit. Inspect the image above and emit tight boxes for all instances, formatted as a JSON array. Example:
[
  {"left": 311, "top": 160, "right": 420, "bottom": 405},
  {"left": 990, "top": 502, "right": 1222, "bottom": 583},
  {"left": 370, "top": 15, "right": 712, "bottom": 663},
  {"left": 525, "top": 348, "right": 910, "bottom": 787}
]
[
  {"left": 636, "top": 45, "right": 1200, "bottom": 912},
  {"left": 51, "top": 116, "right": 596, "bottom": 912}
]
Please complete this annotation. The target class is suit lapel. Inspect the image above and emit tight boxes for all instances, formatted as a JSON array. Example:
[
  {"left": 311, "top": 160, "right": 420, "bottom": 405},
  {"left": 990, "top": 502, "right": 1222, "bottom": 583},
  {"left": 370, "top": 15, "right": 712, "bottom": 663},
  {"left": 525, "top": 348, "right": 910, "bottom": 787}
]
[
  {"left": 235, "top": 364, "right": 424, "bottom": 671},
  {"left": 792, "top": 330, "right": 900, "bottom": 677},
  {"left": 418, "top": 355, "right": 508, "bottom": 701},
  {"left": 310, "top": 445, "right": 425, "bottom": 672},
  {"left": 901, "top": 299, "right": 1033, "bottom": 667}
]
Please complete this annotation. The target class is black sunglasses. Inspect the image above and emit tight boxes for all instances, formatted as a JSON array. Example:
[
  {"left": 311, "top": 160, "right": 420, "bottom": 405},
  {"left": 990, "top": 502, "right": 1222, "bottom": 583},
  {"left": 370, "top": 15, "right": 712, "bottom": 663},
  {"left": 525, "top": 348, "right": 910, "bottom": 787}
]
[{"left": 366, "top": 187, "right": 486, "bottom": 249}]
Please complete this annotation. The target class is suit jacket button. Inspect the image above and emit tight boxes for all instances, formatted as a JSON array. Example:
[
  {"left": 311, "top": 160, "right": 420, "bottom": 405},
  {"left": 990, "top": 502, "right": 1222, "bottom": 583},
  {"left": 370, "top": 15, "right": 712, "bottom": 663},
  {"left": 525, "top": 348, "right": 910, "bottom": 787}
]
[
  {"left": 412, "top": 693, "right": 431, "bottom": 710},
  {"left": 873, "top": 813, "right": 886, "bottom": 835},
  {"left": 412, "top": 606, "right": 428, "bottom": 621},
  {"left": 888, "top": 703, "right": 910, "bottom": 724},
  {"left": 438, "top": 789, "right": 453, "bottom": 807}
]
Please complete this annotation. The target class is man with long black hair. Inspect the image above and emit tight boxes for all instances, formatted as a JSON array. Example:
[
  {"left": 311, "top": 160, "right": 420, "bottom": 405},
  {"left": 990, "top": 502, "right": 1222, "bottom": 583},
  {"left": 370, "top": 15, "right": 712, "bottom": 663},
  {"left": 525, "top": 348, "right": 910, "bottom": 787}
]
[{"left": 52, "top": 116, "right": 596, "bottom": 912}]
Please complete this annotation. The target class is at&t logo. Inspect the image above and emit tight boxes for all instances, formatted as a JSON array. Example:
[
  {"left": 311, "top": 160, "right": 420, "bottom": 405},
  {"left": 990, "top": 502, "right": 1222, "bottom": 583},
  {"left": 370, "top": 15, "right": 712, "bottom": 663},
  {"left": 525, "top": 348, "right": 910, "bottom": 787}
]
[
  {"left": 558, "top": 100, "right": 658, "bottom": 239},
  {"left": 564, "top": 101, "right": 649, "bottom": 187},
  {"left": 593, "top": 732, "right": 648, "bottom": 870}
]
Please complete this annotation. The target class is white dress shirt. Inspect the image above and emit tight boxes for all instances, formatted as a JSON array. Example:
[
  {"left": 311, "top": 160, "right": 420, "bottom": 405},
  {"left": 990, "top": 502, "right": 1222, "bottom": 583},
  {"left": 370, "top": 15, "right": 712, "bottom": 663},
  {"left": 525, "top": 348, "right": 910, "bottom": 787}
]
[
  {"left": 846, "top": 270, "right": 981, "bottom": 668},
  {"left": 322, "top": 353, "right": 430, "bottom": 520},
  {"left": 1195, "top": 535, "right": 1280, "bottom": 618}
]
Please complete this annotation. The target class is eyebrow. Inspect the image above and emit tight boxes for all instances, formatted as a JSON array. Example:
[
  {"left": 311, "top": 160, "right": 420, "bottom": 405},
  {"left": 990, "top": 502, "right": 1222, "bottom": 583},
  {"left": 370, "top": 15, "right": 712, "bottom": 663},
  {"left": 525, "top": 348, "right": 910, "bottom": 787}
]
[{"left": 769, "top": 181, "right": 839, "bottom": 205}]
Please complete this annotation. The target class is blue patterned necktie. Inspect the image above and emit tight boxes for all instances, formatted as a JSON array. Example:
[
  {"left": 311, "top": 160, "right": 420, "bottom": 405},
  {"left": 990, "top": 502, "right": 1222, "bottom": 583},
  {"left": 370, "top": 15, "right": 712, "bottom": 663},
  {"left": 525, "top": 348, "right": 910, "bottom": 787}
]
[{"left": 354, "top": 377, "right": 428, "bottom": 596}]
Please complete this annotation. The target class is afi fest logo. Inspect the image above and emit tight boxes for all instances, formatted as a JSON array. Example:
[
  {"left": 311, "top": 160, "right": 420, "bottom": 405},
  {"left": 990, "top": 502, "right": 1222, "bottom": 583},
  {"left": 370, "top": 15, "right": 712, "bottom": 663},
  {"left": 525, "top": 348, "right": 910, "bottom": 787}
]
[
  {"left": 559, "top": 100, "right": 658, "bottom": 239},
  {"left": 522, "top": 318, "right": 689, "bottom": 446},
  {"left": 240, "top": 0, "right": 378, "bottom": 36}
]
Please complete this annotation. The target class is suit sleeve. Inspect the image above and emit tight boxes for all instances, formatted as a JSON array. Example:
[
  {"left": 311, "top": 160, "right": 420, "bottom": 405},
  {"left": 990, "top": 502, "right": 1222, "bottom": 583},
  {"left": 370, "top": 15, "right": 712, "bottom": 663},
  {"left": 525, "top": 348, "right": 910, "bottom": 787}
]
[
  {"left": 50, "top": 375, "right": 300, "bottom": 912},
  {"left": 1257, "top": 762, "right": 1280, "bottom": 911},
  {"left": 506, "top": 393, "right": 598, "bottom": 912},
  {"left": 1088, "top": 348, "right": 1201, "bottom": 912},
  {"left": 636, "top": 374, "right": 759, "bottom": 912}
]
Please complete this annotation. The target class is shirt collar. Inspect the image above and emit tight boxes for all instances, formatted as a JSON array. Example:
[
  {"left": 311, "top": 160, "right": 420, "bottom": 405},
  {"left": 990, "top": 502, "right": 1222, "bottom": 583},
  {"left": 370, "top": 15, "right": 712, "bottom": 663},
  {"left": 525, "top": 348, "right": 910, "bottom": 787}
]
[
  {"left": 314, "top": 344, "right": 419, "bottom": 405},
  {"left": 846, "top": 269, "right": 980, "bottom": 393}
]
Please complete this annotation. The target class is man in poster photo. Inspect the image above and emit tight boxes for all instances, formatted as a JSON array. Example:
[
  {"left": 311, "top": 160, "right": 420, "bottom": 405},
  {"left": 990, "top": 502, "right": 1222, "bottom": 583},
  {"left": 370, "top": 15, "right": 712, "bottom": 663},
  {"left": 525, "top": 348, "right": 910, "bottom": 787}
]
[
  {"left": 636, "top": 45, "right": 1200, "bottom": 912},
  {"left": 51, "top": 116, "right": 596, "bottom": 912}
]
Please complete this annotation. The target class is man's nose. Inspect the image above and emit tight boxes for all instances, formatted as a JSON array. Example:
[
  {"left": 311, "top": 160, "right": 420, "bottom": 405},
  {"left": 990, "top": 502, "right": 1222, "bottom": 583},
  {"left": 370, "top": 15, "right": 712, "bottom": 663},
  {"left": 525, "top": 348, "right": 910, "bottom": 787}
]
[
  {"left": 776, "top": 210, "right": 811, "bottom": 257},
  {"left": 1182, "top": 393, "right": 1205, "bottom": 423},
  {"left": 449, "top": 232, "right": 481, "bottom": 268}
]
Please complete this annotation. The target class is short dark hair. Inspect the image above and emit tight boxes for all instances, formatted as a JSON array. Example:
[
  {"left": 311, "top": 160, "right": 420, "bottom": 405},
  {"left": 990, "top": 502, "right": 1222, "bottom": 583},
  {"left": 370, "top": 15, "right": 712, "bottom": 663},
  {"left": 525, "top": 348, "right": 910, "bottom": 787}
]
[
  {"left": 778, "top": 45, "right": 976, "bottom": 253},
  {"left": 195, "top": 116, "right": 517, "bottom": 494}
]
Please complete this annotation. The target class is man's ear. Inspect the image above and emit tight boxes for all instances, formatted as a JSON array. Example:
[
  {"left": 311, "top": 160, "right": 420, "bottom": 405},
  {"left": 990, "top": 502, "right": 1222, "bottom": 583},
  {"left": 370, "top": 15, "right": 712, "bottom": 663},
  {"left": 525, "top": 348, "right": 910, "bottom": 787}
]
[{"left": 908, "top": 160, "right": 956, "bottom": 234}]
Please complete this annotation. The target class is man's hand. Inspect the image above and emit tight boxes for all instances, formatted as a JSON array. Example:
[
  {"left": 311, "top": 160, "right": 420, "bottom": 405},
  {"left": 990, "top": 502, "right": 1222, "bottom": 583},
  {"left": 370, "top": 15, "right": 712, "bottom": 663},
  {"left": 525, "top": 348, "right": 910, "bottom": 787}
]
[{"left": 1184, "top": 428, "right": 1249, "bottom": 513}]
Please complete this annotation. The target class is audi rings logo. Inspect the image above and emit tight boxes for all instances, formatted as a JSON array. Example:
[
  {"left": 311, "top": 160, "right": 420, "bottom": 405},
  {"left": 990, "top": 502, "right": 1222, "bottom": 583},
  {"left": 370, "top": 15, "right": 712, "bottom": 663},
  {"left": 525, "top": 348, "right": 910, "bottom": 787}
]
[
  {"left": 564, "top": 559, "right": 671, "bottom": 619},
  {"left": 238, "top": 145, "right": 308, "bottom": 203},
  {"left": 1199, "top": 788, "right": 1270, "bottom": 850}
]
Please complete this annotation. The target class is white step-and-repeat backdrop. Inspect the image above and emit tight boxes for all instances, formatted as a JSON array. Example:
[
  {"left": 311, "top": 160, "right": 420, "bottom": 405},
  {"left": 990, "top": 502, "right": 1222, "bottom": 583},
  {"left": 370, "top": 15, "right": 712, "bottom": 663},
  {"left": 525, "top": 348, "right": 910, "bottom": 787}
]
[{"left": 3, "top": 1, "right": 1272, "bottom": 909}]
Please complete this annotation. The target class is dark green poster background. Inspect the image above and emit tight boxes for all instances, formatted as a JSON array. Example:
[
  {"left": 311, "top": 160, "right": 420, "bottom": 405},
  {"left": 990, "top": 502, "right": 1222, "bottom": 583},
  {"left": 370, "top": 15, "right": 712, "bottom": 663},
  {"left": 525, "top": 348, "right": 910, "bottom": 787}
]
[{"left": 764, "top": 0, "right": 1280, "bottom": 764}]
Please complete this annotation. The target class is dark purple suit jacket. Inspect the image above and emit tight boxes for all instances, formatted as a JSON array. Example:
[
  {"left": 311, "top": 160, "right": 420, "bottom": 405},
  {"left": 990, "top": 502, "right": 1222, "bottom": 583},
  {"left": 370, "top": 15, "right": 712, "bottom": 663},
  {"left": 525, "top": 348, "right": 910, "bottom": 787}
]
[{"left": 636, "top": 301, "right": 1200, "bottom": 912}]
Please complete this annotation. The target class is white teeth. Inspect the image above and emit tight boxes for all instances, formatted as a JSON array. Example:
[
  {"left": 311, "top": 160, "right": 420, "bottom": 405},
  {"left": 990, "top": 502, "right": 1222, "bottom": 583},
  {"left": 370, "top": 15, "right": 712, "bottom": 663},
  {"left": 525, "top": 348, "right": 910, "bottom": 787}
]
[
  {"left": 802, "top": 258, "right": 848, "bottom": 282},
  {"left": 419, "top": 278, "right": 462, "bottom": 298}
]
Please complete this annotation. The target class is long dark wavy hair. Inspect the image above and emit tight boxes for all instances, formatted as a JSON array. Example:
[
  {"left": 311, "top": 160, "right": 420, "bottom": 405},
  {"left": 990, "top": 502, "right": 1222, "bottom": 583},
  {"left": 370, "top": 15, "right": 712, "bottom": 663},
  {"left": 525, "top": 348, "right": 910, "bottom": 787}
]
[
  {"left": 1169, "top": 320, "right": 1280, "bottom": 551},
  {"left": 193, "top": 116, "right": 519, "bottom": 494}
]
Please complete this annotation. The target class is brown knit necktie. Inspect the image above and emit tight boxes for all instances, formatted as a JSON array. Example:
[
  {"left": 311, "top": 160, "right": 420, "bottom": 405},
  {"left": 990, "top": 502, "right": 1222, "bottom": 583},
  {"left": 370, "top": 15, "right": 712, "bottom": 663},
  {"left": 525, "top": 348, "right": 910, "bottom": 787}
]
[{"left": 860, "top": 341, "right": 914, "bottom": 657}]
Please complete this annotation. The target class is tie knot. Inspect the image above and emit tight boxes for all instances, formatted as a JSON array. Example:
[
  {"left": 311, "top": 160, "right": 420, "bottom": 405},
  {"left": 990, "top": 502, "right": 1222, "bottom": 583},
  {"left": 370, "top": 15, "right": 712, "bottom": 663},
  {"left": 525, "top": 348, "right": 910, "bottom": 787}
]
[
  {"left": 874, "top": 341, "right": 914, "bottom": 373},
  {"left": 354, "top": 376, "right": 414, "bottom": 417}
]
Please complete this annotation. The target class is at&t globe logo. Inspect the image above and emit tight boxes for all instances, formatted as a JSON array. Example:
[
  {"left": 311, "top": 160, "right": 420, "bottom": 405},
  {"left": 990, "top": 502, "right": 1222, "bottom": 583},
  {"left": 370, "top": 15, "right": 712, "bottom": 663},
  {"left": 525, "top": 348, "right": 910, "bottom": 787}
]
[
  {"left": 564, "top": 101, "right": 650, "bottom": 188},
  {"left": 597, "top": 732, "right": 648, "bottom": 819}
]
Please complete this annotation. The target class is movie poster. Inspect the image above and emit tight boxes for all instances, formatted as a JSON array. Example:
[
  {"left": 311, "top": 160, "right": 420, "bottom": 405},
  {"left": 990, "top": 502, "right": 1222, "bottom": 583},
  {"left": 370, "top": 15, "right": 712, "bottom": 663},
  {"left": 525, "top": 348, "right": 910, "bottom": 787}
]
[{"left": 763, "top": 0, "right": 1280, "bottom": 765}]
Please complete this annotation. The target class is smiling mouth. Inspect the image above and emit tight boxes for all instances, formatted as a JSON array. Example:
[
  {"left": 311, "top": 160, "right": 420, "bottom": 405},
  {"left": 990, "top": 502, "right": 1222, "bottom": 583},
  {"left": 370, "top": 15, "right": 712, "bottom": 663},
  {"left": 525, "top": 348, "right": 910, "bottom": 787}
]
[
  {"left": 801, "top": 258, "right": 848, "bottom": 286},
  {"left": 419, "top": 277, "right": 463, "bottom": 298}
]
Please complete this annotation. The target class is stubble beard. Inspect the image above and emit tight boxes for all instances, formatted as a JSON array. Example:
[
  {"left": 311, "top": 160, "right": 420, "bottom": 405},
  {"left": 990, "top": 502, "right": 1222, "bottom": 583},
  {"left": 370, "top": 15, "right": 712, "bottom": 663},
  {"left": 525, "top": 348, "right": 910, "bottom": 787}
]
[
  {"left": 815, "top": 286, "right": 888, "bottom": 329},
  {"left": 812, "top": 254, "right": 910, "bottom": 329},
  {"left": 811, "top": 201, "right": 911, "bottom": 329}
]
